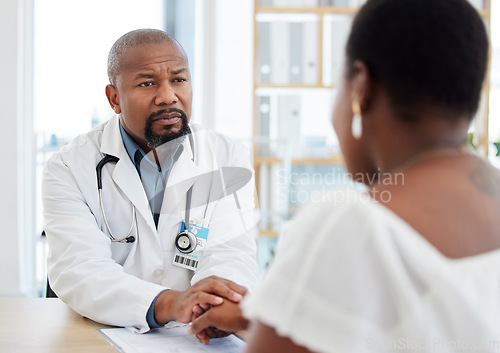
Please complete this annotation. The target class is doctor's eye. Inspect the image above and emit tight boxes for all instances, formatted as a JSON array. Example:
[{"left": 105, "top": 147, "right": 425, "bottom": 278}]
[{"left": 138, "top": 81, "right": 155, "bottom": 87}]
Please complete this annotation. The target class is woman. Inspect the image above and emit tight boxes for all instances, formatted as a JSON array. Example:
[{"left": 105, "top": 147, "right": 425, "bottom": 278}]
[
  {"left": 188, "top": 0, "right": 499, "bottom": 350},
  {"left": 240, "top": 0, "right": 500, "bottom": 352}
]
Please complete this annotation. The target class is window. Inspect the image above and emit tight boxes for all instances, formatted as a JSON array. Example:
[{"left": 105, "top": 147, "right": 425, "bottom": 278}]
[{"left": 34, "top": 0, "right": 166, "bottom": 295}]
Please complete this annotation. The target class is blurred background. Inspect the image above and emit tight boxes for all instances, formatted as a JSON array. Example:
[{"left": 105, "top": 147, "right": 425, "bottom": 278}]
[{"left": 1, "top": 0, "right": 498, "bottom": 297}]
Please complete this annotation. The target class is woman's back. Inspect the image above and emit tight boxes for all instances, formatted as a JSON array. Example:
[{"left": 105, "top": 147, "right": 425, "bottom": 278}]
[
  {"left": 375, "top": 152, "right": 500, "bottom": 259},
  {"left": 243, "top": 188, "right": 500, "bottom": 352}
]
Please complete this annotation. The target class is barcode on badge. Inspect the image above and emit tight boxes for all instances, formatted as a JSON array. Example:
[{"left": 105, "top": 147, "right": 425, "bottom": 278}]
[{"left": 174, "top": 254, "right": 199, "bottom": 269}]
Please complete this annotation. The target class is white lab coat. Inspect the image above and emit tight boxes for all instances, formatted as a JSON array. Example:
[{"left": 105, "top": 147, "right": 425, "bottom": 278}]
[{"left": 42, "top": 116, "right": 260, "bottom": 333}]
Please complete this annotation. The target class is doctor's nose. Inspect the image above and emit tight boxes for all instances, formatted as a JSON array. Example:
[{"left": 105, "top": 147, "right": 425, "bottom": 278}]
[{"left": 155, "top": 83, "right": 177, "bottom": 106}]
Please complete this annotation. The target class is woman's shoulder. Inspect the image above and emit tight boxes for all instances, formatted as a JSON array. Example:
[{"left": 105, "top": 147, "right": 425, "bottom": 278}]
[
  {"left": 277, "top": 189, "right": 396, "bottom": 253},
  {"left": 288, "top": 189, "right": 378, "bottom": 225}
]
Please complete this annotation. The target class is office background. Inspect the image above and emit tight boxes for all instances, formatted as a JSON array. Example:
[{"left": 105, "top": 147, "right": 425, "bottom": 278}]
[{"left": 1, "top": 0, "right": 499, "bottom": 297}]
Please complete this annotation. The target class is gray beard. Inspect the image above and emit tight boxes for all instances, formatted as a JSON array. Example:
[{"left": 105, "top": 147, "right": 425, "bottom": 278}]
[{"left": 144, "top": 111, "right": 190, "bottom": 149}]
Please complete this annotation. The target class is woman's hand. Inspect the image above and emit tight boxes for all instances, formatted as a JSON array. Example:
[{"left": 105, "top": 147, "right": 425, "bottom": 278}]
[
  {"left": 154, "top": 276, "right": 246, "bottom": 325},
  {"left": 187, "top": 300, "right": 249, "bottom": 344}
]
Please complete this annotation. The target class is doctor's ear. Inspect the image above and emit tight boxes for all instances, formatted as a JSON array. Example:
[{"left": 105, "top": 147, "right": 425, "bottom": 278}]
[{"left": 105, "top": 84, "right": 121, "bottom": 115}]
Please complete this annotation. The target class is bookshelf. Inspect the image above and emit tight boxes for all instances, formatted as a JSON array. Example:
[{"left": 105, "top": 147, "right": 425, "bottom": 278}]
[{"left": 252, "top": 0, "right": 492, "bottom": 238}]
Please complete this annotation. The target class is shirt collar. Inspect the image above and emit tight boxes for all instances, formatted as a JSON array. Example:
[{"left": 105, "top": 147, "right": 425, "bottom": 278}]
[{"left": 119, "top": 121, "right": 183, "bottom": 175}]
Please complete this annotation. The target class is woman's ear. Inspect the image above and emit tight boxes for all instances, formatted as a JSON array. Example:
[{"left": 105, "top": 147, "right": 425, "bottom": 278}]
[
  {"left": 350, "top": 61, "right": 372, "bottom": 112},
  {"left": 105, "top": 84, "right": 121, "bottom": 114}
]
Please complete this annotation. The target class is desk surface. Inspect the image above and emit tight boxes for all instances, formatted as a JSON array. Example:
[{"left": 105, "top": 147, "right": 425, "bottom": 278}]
[{"left": 0, "top": 298, "right": 116, "bottom": 353}]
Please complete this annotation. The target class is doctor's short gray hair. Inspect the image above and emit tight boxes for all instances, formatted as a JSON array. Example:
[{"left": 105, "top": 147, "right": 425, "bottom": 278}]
[{"left": 107, "top": 29, "right": 182, "bottom": 86}]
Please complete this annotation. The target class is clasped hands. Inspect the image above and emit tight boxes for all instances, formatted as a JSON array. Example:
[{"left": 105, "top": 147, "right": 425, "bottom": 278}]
[{"left": 154, "top": 275, "right": 248, "bottom": 344}]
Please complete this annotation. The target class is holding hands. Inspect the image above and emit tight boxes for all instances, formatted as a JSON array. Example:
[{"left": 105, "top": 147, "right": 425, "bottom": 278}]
[
  {"left": 188, "top": 299, "right": 249, "bottom": 344},
  {"left": 153, "top": 276, "right": 246, "bottom": 325},
  {"left": 153, "top": 275, "right": 249, "bottom": 344}
]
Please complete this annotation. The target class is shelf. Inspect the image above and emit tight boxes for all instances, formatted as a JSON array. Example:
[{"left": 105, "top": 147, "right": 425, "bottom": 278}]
[
  {"left": 257, "top": 5, "right": 486, "bottom": 16},
  {"left": 478, "top": 9, "right": 489, "bottom": 18},
  {"left": 252, "top": 0, "right": 493, "bottom": 242},
  {"left": 258, "top": 228, "right": 280, "bottom": 237},
  {"left": 255, "top": 84, "right": 336, "bottom": 90},
  {"left": 255, "top": 155, "right": 343, "bottom": 165},
  {"left": 256, "top": 6, "right": 360, "bottom": 14}
]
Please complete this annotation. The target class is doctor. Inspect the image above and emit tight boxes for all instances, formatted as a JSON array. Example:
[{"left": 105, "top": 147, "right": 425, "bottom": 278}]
[{"left": 42, "top": 29, "right": 260, "bottom": 333}]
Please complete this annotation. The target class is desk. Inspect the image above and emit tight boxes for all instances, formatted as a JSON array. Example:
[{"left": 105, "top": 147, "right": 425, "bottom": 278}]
[{"left": 0, "top": 298, "right": 116, "bottom": 353}]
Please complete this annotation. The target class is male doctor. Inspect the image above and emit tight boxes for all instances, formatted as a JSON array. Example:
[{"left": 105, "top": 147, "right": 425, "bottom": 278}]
[{"left": 42, "top": 29, "right": 260, "bottom": 333}]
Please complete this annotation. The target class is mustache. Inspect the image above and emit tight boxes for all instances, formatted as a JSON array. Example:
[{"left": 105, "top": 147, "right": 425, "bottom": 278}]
[{"left": 147, "top": 108, "right": 188, "bottom": 121}]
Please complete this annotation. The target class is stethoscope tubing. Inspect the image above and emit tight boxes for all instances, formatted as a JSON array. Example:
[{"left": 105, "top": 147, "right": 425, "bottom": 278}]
[
  {"left": 97, "top": 155, "right": 136, "bottom": 243},
  {"left": 98, "top": 188, "right": 136, "bottom": 243},
  {"left": 96, "top": 129, "right": 195, "bottom": 245}
]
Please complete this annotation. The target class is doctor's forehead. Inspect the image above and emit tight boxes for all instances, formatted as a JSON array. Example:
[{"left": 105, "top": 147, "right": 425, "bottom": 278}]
[
  {"left": 107, "top": 29, "right": 188, "bottom": 85},
  {"left": 120, "top": 43, "right": 189, "bottom": 76}
]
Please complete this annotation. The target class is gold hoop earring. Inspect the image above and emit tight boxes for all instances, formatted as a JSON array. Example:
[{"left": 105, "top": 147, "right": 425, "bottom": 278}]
[{"left": 351, "top": 101, "right": 362, "bottom": 140}]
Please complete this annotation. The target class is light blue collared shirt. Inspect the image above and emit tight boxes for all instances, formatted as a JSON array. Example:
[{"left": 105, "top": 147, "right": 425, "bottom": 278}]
[
  {"left": 119, "top": 122, "right": 182, "bottom": 328},
  {"left": 119, "top": 122, "right": 183, "bottom": 227}
]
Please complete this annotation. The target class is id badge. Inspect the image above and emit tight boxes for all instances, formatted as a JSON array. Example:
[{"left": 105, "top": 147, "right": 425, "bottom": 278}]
[{"left": 172, "top": 221, "right": 209, "bottom": 271}]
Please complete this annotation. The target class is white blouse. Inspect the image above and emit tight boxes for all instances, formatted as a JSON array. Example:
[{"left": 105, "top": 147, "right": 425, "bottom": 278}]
[{"left": 242, "top": 191, "right": 500, "bottom": 353}]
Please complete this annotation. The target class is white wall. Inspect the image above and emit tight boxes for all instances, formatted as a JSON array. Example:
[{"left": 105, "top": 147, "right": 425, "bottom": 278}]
[
  {"left": 0, "top": 0, "right": 36, "bottom": 297},
  {"left": 212, "top": 0, "right": 254, "bottom": 142},
  {"left": 192, "top": 0, "right": 254, "bottom": 143}
]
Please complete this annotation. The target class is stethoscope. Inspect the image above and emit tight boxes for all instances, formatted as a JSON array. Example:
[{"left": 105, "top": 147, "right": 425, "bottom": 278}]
[
  {"left": 96, "top": 132, "right": 199, "bottom": 254},
  {"left": 97, "top": 154, "right": 136, "bottom": 243}
]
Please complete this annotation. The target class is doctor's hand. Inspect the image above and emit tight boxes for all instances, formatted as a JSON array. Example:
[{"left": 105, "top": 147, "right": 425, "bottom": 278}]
[
  {"left": 188, "top": 299, "right": 249, "bottom": 344},
  {"left": 153, "top": 276, "right": 246, "bottom": 325}
]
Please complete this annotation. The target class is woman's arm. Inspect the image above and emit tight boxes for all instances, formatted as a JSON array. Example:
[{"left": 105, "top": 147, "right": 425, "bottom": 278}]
[
  {"left": 245, "top": 320, "right": 315, "bottom": 353},
  {"left": 188, "top": 300, "right": 248, "bottom": 344}
]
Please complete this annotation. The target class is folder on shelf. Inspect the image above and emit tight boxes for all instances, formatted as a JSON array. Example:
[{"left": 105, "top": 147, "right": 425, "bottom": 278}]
[
  {"left": 330, "top": 15, "right": 352, "bottom": 85},
  {"left": 319, "top": 0, "right": 365, "bottom": 6},
  {"left": 257, "top": 15, "right": 319, "bottom": 86},
  {"left": 258, "top": 22, "right": 272, "bottom": 84},
  {"left": 258, "top": 95, "right": 272, "bottom": 156},
  {"left": 270, "top": 164, "right": 287, "bottom": 229},
  {"left": 289, "top": 22, "right": 303, "bottom": 84},
  {"left": 302, "top": 20, "right": 318, "bottom": 85},
  {"left": 332, "top": 0, "right": 349, "bottom": 6},
  {"left": 259, "top": 163, "right": 270, "bottom": 230},
  {"left": 271, "top": 0, "right": 319, "bottom": 5},
  {"left": 289, "top": 0, "right": 306, "bottom": 7},
  {"left": 270, "top": 21, "right": 291, "bottom": 84},
  {"left": 301, "top": 0, "right": 319, "bottom": 6},
  {"left": 272, "top": 0, "right": 292, "bottom": 7},
  {"left": 259, "top": 0, "right": 273, "bottom": 6},
  {"left": 278, "top": 95, "right": 302, "bottom": 158}
]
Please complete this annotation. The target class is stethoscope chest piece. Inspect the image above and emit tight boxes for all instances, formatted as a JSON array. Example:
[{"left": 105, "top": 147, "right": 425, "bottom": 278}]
[{"left": 175, "top": 230, "right": 197, "bottom": 254}]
